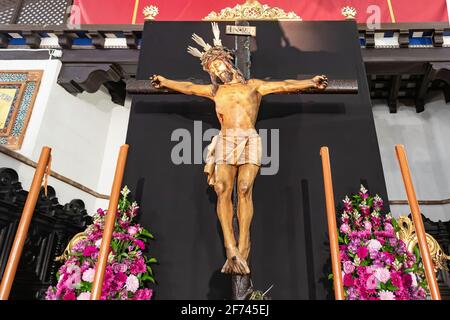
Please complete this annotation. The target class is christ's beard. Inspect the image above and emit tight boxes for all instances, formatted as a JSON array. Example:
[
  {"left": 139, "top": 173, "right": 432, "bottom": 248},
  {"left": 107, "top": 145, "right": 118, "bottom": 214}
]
[{"left": 218, "top": 71, "right": 233, "bottom": 83}]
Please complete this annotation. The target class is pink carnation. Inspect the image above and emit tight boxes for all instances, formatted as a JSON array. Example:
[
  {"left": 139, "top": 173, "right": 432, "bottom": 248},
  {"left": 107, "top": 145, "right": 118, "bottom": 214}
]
[
  {"left": 83, "top": 246, "right": 97, "bottom": 257},
  {"left": 384, "top": 223, "right": 394, "bottom": 234},
  {"left": 343, "top": 261, "right": 355, "bottom": 274},
  {"left": 127, "top": 226, "right": 139, "bottom": 236},
  {"left": 390, "top": 272, "right": 402, "bottom": 288},
  {"left": 134, "top": 288, "right": 153, "bottom": 300},
  {"left": 64, "top": 270, "right": 81, "bottom": 290},
  {"left": 366, "top": 275, "right": 377, "bottom": 290},
  {"left": 402, "top": 274, "right": 413, "bottom": 288},
  {"left": 374, "top": 268, "right": 391, "bottom": 283},
  {"left": 115, "top": 272, "right": 127, "bottom": 286},
  {"left": 130, "top": 257, "right": 146, "bottom": 275},
  {"left": 382, "top": 252, "right": 395, "bottom": 265},
  {"left": 343, "top": 274, "right": 354, "bottom": 287},
  {"left": 112, "top": 263, "right": 127, "bottom": 273},
  {"left": 357, "top": 247, "right": 369, "bottom": 259},
  {"left": 134, "top": 239, "right": 145, "bottom": 250},
  {"left": 340, "top": 223, "right": 350, "bottom": 234},
  {"left": 63, "top": 290, "right": 76, "bottom": 300}
]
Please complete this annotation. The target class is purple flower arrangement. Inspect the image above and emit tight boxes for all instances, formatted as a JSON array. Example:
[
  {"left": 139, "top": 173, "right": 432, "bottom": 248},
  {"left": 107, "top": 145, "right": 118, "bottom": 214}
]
[
  {"left": 334, "top": 185, "right": 428, "bottom": 300},
  {"left": 46, "top": 186, "right": 156, "bottom": 300}
]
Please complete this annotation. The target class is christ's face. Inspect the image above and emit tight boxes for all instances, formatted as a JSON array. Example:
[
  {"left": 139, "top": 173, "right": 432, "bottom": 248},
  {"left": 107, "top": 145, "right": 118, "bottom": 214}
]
[{"left": 208, "top": 59, "right": 233, "bottom": 84}]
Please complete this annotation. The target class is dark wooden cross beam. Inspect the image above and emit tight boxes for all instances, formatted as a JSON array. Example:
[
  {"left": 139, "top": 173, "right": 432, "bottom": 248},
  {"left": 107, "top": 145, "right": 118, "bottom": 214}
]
[
  {"left": 127, "top": 79, "right": 357, "bottom": 94},
  {"left": 234, "top": 21, "right": 252, "bottom": 79}
]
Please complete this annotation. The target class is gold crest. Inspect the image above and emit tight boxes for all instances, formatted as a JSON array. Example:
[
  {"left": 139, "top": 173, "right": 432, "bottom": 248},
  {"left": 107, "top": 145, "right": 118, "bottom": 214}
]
[
  {"left": 143, "top": 5, "right": 159, "bottom": 20},
  {"left": 204, "top": 0, "right": 301, "bottom": 21},
  {"left": 341, "top": 6, "right": 357, "bottom": 20}
]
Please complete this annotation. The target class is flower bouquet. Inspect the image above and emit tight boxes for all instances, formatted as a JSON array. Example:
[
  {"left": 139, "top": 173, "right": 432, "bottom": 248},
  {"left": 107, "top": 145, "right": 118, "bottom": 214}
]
[
  {"left": 333, "top": 186, "right": 428, "bottom": 300},
  {"left": 46, "top": 187, "right": 156, "bottom": 300}
]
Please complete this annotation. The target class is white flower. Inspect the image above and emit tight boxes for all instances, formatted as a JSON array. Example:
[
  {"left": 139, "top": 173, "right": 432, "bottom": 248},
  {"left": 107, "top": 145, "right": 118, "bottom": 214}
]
[
  {"left": 95, "top": 239, "right": 102, "bottom": 248},
  {"left": 379, "top": 290, "right": 395, "bottom": 300},
  {"left": 77, "top": 292, "right": 91, "bottom": 300},
  {"left": 393, "top": 259, "right": 402, "bottom": 271},
  {"left": 121, "top": 186, "right": 130, "bottom": 198},
  {"left": 66, "top": 264, "right": 81, "bottom": 274},
  {"left": 374, "top": 268, "right": 391, "bottom": 283},
  {"left": 366, "top": 239, "right": 382, "bottom": 252},
  {"left": 360, "top": 185, "right": 368, "bottom": 194},
  {"left": 410, "top": 273, "right": 418, "bottom": 287},
  {"left": 82, "top": 268, "right": 95, "bottom": 283},
  {"left": 125, "top": 275, "right": 139, "bottom": 293}
]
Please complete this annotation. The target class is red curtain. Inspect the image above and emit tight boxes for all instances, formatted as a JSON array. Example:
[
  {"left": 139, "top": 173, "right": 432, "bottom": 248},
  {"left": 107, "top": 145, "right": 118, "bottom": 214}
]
[{"left": 72, "top": 0, "right": 449, "bottom": 24}]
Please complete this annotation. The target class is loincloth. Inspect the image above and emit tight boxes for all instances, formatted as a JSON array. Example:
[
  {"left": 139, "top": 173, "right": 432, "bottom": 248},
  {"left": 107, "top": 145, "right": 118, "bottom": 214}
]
[{"left": 204, "top": 128, "right": 262, "bottom": 186}]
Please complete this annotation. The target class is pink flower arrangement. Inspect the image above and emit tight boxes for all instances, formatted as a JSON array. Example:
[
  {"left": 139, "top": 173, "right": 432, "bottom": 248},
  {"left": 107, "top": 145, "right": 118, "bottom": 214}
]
[
  {"left": 46, "top": 186, "right": 157, "bottom": 300},
  {"left": 333, "top": 185, "right": 429, "bottom": 300}
]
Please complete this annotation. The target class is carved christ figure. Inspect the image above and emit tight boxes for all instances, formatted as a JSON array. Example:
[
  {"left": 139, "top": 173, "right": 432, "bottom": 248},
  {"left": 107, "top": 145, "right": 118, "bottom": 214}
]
[{"left": 151, "top": 23, "right": 327, "bottom": 275}]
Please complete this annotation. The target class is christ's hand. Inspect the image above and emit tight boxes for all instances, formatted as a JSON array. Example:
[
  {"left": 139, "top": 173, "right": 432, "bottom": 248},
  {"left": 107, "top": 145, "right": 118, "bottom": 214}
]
[
  {"left": 150, "top": 74, "right": 166, "bottom": 89},
  {"left": 312, "top": 75, "right": 328, "bottom": 90}
]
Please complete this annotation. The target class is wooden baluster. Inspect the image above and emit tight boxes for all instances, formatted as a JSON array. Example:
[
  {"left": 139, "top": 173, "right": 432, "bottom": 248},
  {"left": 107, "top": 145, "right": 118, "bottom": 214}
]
[
  {"left": 0, "top": 146, "right": 52, "bottom": 300},
  {"left": 395, "top": 144, "right": 441, "bottom": 300},
  {"left": 320, "top": 147, "right": 345, "bottom": 300},
  {"left": 91, "top": 144, "right": 129, "bottom": 300}
]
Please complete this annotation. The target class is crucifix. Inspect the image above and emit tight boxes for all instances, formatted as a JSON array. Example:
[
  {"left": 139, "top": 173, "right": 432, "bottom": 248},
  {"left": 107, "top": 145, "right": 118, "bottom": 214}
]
[{"left": 147, "top": 21, "right": 357, "bottom": 300}]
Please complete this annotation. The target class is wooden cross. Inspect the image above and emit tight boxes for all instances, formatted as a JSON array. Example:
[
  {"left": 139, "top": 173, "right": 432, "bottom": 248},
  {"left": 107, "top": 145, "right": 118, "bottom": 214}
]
[{"left": 127, "top": 21, "right": 359, "bottom": 300}]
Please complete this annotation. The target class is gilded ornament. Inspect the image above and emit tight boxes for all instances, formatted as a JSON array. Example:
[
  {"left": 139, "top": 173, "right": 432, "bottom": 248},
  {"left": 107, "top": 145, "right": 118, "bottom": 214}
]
[
  {"left": 143, "top": 5, "right": 159, "bottom": 20},
  {"left": 396, "top": 215, "right": 450, "bottom": 271},
  {"left": 204, "top": 0, "right": 301, "bottom": 21},
  {"left": 341, "top": 6, "right": 357, "bottom": 20},
  {"left": 55, "top": 232, "right": 87, "bottom": 262}
]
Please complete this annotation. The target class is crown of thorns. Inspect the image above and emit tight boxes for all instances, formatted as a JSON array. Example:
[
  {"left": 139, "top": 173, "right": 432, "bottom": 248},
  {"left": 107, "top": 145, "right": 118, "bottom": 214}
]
[{"left": 187, "top": 22, "right": 234, "bottom": 71}]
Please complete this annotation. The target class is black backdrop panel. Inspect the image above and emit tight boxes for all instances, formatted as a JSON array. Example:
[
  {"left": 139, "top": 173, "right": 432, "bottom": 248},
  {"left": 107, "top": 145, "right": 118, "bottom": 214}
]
[{"left": 124, "top": 21, "right": 389, "bottom": 300}]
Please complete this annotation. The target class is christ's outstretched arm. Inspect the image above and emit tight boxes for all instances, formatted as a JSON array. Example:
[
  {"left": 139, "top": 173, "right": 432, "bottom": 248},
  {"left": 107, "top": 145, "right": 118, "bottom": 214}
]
[
  {"left": 150, "top": 75, "right": 213, "bottom": 99},
  {"left": 253, "top": 75, "right": 328, "bottom": 96}
]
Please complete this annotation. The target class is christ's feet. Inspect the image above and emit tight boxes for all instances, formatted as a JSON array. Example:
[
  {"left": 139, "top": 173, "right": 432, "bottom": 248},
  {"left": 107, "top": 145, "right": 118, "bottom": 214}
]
[{"left": 221, "top": 246, "right": 250, "bottom": 275}]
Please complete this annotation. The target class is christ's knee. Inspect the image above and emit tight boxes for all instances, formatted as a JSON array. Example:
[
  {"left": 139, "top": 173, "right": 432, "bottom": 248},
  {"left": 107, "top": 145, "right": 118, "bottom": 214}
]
[
  {"left": 238, "top": 180, "right": 252, "bottom": 198},
  {"left": 215, "top": 181, "right": 232, "bottom": 198}
]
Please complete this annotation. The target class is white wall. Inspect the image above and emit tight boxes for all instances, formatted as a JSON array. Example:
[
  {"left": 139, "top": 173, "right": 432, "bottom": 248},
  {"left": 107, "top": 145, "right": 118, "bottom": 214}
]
[
  {"left": 0, "top": 58, "right": 130, "bottom": 214},
  {"left": 95, "top": 96, "right": 131, "bottom": 210},
  {"left": 373, "top": 92, "right": 450, "bottom": 221}
]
